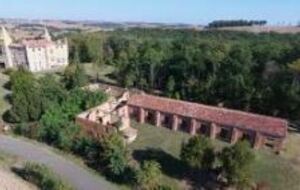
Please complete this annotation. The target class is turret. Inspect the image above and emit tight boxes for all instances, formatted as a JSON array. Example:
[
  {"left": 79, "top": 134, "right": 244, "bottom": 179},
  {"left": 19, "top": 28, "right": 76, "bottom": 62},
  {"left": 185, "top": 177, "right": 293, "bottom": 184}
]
[
  {"left": 0, "top": 26, "right": 13, "bottom": 68},
  {"left": 0, "top": 26, "right": 12, "bottom": 45},
  {"left": 43, "top": 27, "right": 52, "bottom": 41}
]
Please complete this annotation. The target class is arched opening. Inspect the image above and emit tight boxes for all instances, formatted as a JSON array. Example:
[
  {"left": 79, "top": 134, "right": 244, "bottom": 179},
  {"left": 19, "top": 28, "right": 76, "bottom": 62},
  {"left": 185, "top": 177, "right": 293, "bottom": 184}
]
[
  {"left": 145, "top": 110, "right": 156, "bottom": 125},
  {"left": 241, "top": 132, "right": 253, "bottom": 144},
  {"left": 129, "top": 106, "right": 139, "bottom": 122},
  {"left": 179, "top": 117, "right": 190, "bottom": 133},
  {"left": 217, "top": 127, "right": 231, "bottom": 142},
  {"left": 161, "top": 113, "right": 172, "bottom": 129},
  {"left": 197, "top": 123, "right": 210, "bottom": 136}
]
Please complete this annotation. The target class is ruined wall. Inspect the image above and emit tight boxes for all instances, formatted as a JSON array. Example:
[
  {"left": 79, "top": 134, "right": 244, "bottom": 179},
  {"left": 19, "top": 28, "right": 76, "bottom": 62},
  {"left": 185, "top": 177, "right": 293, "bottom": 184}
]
[{"left": 75, "top": 117, "right": 115, "bottom": 138}]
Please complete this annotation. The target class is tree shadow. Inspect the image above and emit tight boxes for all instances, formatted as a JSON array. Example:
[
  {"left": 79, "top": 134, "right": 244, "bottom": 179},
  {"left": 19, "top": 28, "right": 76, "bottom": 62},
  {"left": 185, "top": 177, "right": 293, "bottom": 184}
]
[
  {"left": 132, "top": 148, "right": 221, "bottom": 189},
  {"left": 132, "top": 148, "right": 186, "bottom": 179},
  {"left": 4, "top": 93, "right": 12, "bottom": 104},
  {"left": 2, "top": 81, "right": 11, "bottom": 90},
  {"left": 105, "top": 73, "right": 117, "bottom": 81},
  {"left": 11, "top": 166, "right": 28, "bottom": 181}
]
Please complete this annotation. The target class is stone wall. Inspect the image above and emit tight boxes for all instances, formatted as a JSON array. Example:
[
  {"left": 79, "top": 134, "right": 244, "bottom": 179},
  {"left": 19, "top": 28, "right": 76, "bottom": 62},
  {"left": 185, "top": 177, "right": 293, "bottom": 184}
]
[
  {"left": 75, "top": 117, "right": 115, "bottom": 138},
  {"left": 128, "top": 104, "right": 285, "bottom": 152}
]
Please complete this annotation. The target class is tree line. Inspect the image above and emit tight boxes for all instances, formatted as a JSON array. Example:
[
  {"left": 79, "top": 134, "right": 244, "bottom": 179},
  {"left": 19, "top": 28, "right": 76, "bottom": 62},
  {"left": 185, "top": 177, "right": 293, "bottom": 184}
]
[{"left": 207, "top": 20, "right": 267, "bottom": 28}]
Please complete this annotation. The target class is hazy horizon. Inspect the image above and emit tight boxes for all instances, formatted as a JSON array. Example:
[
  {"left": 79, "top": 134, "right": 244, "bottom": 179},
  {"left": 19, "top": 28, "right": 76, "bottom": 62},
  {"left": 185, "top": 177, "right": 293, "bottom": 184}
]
[{"left": 0, "top": 0, "right": 299, "bottom": 25}]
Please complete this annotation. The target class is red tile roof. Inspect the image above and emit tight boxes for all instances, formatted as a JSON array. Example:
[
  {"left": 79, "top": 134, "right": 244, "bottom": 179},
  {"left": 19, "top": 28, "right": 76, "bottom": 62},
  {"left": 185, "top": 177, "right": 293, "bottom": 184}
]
[
  {"left": 128, "top": 94, "right": 287, "bottom": 138},
  {"left": 22, "top": 39, "right": 52, "bottom": 48}
]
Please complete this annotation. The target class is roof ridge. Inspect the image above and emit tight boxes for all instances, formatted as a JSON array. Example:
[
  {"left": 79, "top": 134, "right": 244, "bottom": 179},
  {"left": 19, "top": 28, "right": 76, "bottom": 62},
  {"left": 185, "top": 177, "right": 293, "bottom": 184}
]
[{"left": 137, "top": 93, "right": 287, "bottom": 123}]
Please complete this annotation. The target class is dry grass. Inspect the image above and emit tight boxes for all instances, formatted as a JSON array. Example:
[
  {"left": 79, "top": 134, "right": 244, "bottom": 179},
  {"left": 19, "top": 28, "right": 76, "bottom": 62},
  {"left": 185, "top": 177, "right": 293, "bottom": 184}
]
[{"left": 0, "top": 151, "right": 37, "bottom": 190}]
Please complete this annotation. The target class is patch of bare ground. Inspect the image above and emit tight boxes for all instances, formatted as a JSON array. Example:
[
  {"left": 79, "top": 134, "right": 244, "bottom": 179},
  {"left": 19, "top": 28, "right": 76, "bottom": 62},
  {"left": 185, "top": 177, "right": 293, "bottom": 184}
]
[
  {"left": 0, "top": 169, "right": 37, "bottom": 190},
  {"left": 0, "top": 152, "right": 37, "bottom": 190}
]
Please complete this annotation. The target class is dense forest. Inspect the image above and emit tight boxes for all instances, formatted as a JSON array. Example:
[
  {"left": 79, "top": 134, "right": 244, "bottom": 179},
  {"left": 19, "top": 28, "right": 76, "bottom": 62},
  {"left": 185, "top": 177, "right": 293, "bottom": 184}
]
[{"left": 68, "top": 29, "right": 300, "bottom": 120}]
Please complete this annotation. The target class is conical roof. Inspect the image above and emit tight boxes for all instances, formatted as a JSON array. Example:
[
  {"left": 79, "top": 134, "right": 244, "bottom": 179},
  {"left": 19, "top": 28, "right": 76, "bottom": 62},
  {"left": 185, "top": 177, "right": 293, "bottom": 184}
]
[
  {"left": 43, "top": 27, "right": 52, "bottom": 41},
  {"left": 0, "top": 26, "right": 12, "bottom": 44}
]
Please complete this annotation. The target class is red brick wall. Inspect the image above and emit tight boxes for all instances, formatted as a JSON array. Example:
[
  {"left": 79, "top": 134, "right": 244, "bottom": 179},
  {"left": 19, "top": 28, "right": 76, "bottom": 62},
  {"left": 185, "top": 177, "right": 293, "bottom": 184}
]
[{"left": 75, "top": 117, "right": 115, "bottom": 138}]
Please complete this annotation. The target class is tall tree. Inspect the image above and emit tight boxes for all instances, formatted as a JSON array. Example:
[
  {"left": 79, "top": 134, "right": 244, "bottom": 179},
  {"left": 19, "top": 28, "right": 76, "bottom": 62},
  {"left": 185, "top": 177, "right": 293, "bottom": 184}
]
[
  {"left": 180, "top": 136, "right": 215, "bottom": 170},
  {"left": 63, "top": 64, "right": 88, "bottom": 89},
  {"left": 9, "top": 70, "right": 42, "bottom": 122},
  {"left": 100, "top": 133, "right": 128, "bottom": 176},
  {"left": 39, "top": 74, "right": 68, "bottom": 112},
  {"left": 219, "top": 141, "right": 255, "bottom": 189}
]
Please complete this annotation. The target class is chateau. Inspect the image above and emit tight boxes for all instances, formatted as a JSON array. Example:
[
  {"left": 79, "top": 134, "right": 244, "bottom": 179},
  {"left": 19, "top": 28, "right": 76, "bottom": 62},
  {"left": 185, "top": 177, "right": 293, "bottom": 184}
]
[
  {"left": 0, "top": 26, "right": 68, "bottom": 72},
  {"left": 77, "top": 84, "right": 288, "bottom": 152}
]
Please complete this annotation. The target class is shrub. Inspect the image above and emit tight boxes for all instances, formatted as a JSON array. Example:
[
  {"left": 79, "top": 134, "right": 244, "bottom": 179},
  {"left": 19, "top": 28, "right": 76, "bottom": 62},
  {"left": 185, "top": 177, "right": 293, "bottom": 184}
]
[
  {"left": 219, "top": 141, "right": 255, "bottom": 189},
  {"left": 13, "top": 122, "right": 39, "bottom": 139},
  {"left": 16, "top": 162, "right": 73, "bottom": 190},
  {"left": 136, "top": 160, "right": 162, "bottom": 190},
  {"left": 180, "top": 135, "right": 215, "bottom": 170}
]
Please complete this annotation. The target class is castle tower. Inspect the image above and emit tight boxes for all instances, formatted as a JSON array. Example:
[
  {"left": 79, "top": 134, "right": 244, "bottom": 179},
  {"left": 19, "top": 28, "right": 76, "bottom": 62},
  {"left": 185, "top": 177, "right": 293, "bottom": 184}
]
[
  {"left": 0, "top": 26, "right": 12, "bottom": 44},
  {"left": 43, "top": 27, "right": 52, "bottom": 41},
  {"left": 0, "top": 26, "right": 13, "bottom": 68}
]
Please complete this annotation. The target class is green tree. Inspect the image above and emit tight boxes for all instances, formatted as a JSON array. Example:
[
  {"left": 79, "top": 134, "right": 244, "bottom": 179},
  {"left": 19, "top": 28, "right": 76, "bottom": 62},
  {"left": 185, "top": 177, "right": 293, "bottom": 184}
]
[
  {"left": 9, "top": 70, "right": 42, "bottom": 122},
  {"left": 166, "top": 76, "right": 175, "bottom": 98},
  {"left": 39, "top": 74, "right": 67, "bottom": 112},
  {"left": 38, "top": 102, "right": 80, "bottom": 151},
  {"left": 180, "top": 136, "right": 215, "bottom": 169},
  {"left": 84, "top": 91, "right": 107, "bottom": 110},
  {"left": 100, "top": 133, "right": 128, "bottom": 176},
  {"left": 78, "top": 41, "right": 91, "bottom": 63},
  {"left": 136, "top": 160, "right": 162, "bottom": 190},
  {"left": 63, "top": 64, "right": 88, "bottom": 89},
  {"left": 219, "top": 141, "right": 255, "bottom": 189}
]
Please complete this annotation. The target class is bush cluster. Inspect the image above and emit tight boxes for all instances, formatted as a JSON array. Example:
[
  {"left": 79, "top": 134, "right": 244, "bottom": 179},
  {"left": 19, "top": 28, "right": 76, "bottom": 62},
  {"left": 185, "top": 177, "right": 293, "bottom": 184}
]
[{"left": 16, "top": 162, "right": 73, "bottom": 190}]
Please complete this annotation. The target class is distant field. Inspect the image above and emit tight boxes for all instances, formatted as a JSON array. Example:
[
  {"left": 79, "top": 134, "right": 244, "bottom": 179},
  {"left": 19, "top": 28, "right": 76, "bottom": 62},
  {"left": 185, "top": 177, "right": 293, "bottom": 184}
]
[
  {"left": 208, "top": 26, "right": 300, "bottom": 34},
  {"left": 129, "top": 122, "right": 300, "bottom": 190}
]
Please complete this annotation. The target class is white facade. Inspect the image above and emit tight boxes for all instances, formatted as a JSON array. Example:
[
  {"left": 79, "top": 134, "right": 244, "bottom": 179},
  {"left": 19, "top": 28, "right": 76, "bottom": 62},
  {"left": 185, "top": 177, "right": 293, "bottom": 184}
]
[{"left": 0, "top": 26, "right": 69, "bottom": 72}]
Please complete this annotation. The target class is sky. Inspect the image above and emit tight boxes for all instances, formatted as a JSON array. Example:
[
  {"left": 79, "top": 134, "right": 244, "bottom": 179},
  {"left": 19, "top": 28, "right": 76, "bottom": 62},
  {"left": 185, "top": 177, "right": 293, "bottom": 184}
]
[{"left": 0, "top": 0, "right": 299, "bottom": 25}]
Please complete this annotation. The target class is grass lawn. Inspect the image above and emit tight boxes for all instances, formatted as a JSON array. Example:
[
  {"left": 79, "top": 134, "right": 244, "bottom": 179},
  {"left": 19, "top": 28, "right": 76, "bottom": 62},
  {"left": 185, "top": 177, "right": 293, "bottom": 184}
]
[
  {"left": 35, "top": 63, "right": 117, "bottom": 85},
  {"left": 129, "top": 122, "right": 300, "bottom": 190},
  {"left": 83, "top": 63, "right": 117, "bottom": 84},
  {"left": 0, "top": 151, "right": 18, "bottom": 167},
  {"left": 129, "top": 122, "right": 191, "bottom": 190}
]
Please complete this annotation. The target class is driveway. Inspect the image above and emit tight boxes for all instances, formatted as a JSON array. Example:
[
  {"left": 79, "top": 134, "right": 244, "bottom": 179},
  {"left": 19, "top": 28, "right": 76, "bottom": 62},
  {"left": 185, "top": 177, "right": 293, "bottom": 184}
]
[{"left": 0, "top": 135, "right": 119, "bottom": 190}]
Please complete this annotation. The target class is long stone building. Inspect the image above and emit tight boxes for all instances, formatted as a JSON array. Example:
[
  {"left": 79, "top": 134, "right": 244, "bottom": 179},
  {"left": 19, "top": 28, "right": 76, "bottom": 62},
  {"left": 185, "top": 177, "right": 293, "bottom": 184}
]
[
  {"left": 77, "top": 84, "right": 288, "bottom": 152},
  {"left": 0, "top": 26, "right": 68, "bottom": 72},
  {"left": 128, "top": 93, "right": 287, "bottom": 152}
]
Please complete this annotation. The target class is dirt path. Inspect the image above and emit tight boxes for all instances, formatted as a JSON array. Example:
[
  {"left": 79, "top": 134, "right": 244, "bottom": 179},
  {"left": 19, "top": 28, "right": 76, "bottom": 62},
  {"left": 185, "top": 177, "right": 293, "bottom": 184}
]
[{"left": 0, "top": 135, "right": 119, "bottom": 190}]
